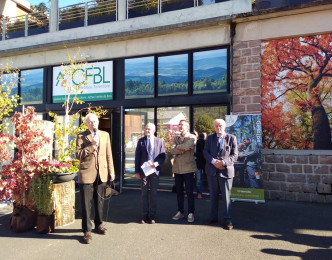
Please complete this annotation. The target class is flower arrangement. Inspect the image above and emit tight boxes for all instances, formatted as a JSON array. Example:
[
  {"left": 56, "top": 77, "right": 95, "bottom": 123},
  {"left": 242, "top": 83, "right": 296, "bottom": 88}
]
[{"left": 38, "top": 158, "right": 79, "bottom": 175}]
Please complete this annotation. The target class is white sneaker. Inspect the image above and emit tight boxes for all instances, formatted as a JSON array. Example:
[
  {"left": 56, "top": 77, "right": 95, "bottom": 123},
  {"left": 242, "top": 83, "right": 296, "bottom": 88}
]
[
  {"left": 172, "top": 211, "right": 184, "bottom": 220},
  {"left": 187, "top": 213, "right": 194, "bottom": 223}
]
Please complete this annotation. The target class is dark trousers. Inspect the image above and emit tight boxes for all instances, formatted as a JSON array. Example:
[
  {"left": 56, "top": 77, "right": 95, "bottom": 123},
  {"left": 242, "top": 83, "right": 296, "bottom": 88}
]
[
  {"left": 140, "top": 173, "right": 159, "bottom": 218},
  {"left": 174, "top": 172, "right": 195, "bottom": 214},
  {"left": 206, "top": 174, "right": 233, "bottom": 223},
  {"left": 80, "top": 177, "right": 105, "bottom": 233}
]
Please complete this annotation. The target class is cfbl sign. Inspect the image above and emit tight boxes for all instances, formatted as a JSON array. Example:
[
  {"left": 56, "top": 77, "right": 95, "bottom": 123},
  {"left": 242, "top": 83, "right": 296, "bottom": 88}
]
[{"left": 56, "top": 65, "right": 111, "bottom": 86}]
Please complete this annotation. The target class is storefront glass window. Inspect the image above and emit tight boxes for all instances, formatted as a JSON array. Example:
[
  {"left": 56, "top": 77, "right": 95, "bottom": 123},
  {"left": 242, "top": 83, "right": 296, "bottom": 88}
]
[
  {"left": 157, "top": 106, "right": 190, "bottom": 187},
  {"left": 193, "top": 106, "right": 227, "bottom": 135},
  {"left": 124, "top": 108, "right": 154, "bottom": 187},
  {"left": 125, "top": 56, "right": 154, "bottom": 99},
  {"left": 158, "top": 54, "right": 188, "bottom": 96},
  {"left": 193, "top": 48, "right": 227, "bottom": 94},
  {"left": 21, "top": 68, "right": 44, "bottom": 104}
]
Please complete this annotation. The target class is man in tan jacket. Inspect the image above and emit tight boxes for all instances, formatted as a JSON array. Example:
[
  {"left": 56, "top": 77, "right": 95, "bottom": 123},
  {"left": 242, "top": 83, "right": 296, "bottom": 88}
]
[
  {"left": 76, "top": 113, "right": 115, "bottom": 244},
  {"left": 170, "top": 120, "right": 197, "bottom": 223}
]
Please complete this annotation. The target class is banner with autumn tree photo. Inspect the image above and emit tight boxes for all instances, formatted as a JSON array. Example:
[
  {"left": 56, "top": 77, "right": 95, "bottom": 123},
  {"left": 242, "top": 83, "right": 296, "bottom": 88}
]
[{"left": 261, "top": 33, "right": 332, "bottom": 150}]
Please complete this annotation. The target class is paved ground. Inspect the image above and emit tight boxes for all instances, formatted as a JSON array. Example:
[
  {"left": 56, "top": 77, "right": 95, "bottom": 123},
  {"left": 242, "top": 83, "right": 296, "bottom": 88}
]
[{"left": 1, "top": 188, "right": 332, "bottom": 260}]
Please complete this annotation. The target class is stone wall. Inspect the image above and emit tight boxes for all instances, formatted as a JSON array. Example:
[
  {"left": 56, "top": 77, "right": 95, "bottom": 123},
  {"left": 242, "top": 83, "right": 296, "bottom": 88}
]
[{"left": 232, "top": 39, "right": 332, "bottom": 203}]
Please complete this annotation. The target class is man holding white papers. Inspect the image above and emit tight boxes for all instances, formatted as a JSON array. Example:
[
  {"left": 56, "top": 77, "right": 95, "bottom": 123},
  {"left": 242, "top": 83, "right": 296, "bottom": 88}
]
[{"left": 135, "top": 123, "right": 166, "bottom": 224}]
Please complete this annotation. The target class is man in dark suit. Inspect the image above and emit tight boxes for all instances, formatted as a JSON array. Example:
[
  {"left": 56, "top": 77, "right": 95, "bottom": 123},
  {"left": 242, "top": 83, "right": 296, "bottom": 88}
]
[
  {"left": 203, "top": 119, "right": 238, "bottom": 230},
  {"left": 135, "top": 123, "right": 166, "bottom": 224},
  {"left": 76, "top": 113, "right": 115, "bottom": 244}
]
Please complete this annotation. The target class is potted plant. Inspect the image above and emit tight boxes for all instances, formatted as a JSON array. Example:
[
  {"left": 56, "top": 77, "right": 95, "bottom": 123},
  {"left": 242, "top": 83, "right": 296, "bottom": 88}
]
[
  {"left": 31, "top": 174, "right": 55, "bottom": 234},
  {"left": 0, "top": 106, "right": 51, "bottom": 232}
]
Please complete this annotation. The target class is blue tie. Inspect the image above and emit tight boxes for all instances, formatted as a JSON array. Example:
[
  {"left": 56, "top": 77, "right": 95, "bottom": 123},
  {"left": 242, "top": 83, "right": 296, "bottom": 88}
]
[{"left": 218, "top": 137, "right": 223, "bottom": 151}]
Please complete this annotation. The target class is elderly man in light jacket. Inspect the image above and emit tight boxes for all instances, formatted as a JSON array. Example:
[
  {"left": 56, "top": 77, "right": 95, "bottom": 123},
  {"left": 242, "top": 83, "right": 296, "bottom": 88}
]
[{"left": 170, "top": 120, "right": 197, "bottom": 223}]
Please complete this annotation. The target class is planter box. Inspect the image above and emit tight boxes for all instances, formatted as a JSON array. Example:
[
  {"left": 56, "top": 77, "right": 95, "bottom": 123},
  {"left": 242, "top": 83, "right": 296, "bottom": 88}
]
[
  {"left": 59, "top": 19, "right": 84, "bottom": 31},
  {"left": 88, "top": 14, "right": 116, "bottom": 26},
  {"left": 128, "top": 7, "right": 158, "bottom": 19},
  {"left": 161, "top": 0, "right": 195, "bottom": 13},
  {"left": 28, "top": 26, "right": 49, "bottom": 36}
]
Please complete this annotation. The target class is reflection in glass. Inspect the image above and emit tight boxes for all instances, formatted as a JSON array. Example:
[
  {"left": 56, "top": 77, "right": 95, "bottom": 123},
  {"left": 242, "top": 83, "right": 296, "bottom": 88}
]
[
  {"left": 193, "top": 49, "right": 227, "bottom": 94},
  {"left": 124, "top": 108, "right": 154, "bottom": 187},
  {"left": 54, "top": 115, "right": 79, "bottom": 159},
  {"left": 21, "top": 68, "right": 44, "bottom": 104},
  {"left": 157, "top": 106, "right": 190, "bottom": 181},
  {"left": 158, "top": 54, "right": 188, "bottom": 96},
  {"left": 125, "top": 56, "right": 154, "bottom": 99},
  {"left": 193, "top": 106, "right": 227, "bottom": 135},
  {"left": 0, "top": 73, "right": 18, "bottom": 95}
]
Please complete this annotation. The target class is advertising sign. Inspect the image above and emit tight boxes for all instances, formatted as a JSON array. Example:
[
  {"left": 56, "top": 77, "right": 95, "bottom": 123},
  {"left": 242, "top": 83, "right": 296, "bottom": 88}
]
[
  {"left": 52, "top": 61, "right": 113, "bottom": 103},
  {"left": 226, "top": 114, "right": 265, "bottom": 203}
]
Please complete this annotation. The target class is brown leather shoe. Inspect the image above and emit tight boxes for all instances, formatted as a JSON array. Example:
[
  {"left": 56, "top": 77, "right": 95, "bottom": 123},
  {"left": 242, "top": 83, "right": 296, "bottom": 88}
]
[
  {"left": 96, "top": 225, "right": 107, "bottom": 235},
  {"left": 83, "top": 232, "right": 92, "bottom": 244}
]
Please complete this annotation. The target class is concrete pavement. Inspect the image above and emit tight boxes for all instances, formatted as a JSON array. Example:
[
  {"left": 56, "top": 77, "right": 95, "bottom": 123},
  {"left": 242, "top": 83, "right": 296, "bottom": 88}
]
[{"left": 0, "top": 188, "right": 332, "bottom": 259}]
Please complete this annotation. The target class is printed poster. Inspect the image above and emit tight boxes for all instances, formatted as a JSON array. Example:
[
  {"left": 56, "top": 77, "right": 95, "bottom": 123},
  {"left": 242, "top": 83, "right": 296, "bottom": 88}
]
[{"left": 226, "top": 114, "right": 265, "bottom": 203}]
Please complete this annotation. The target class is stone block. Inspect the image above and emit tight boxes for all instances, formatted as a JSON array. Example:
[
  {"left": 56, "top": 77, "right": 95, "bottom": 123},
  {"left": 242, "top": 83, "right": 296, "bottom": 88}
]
[
  {"left": 251, "top": 46, "right": 261, "bottom": 56},
  {"left": 326, "top": 195, "right": 332, "bottom": 203},
  {"left": 303, "top": 165, "right": 313, "bottom": 174},
  {"left": 248, "top": 55, "right": 260, "bottom": 63},
  {"left": 241, "top": 48, "right": 252, "bottom": 57},
  {"left": 234, "top": 41, "right": 248, "bottom": 49},
  {"left": 247, "top": 104, "right": 261, "bottom": 113},
  {"left": 291, "top": 165, "right": 302, "bottom": 173},
  {"left": 233, "top": 88, "right": 246, "bottom": 96},
  {"left": 246, "top": 71, "right": 261, "bottom": 80},
  {"left": 307, "top": 174, "right": 321, "bottom": 184},
  {"left": 233, "top": 104, "right": 246, "bottom": 113},
  {"left": 284, "top": 155, "right": 296, "bottom": 164},
  {"left": 264, "top": 181, "right": 280, "bottom": 190},
  {"left": 320, "top": 156, "right": 332, "bottom": 164},
  {"left": 311, "top": 194, "right": 326, "bottom": 203},
  {"left": 317, "top": 183, "right": 331, "bottom": 194},
  {"left": 322, "top": 175, "right": 332, "bottom": 184},
  {"left": 287, "top": 174, "right": 306, "bottom": 182},
  {"left": 249, "top": 39, "right": 261, "bottom": 48},
  {"left": 314, "top": 166, "right": 329, "bottom": 174},
  {"left": 276, "top": 164, "right": 290, "bottom": 173},
  {"left": 287, "top": 183, "right": 302, "bottom": 192},
  {"left": 285, "top": 192, "right": 297, "bottom": 201},
  {"left": 309, "top": 155, "right": 319, "bottom": 164},
  {"left": 233, "top": 72, "right": 245, "bottom": 80},
  {"left": 241, "top": 64, "right": 252, "bottom": 72},
  {"left": 269, "top": 191, "right": 285, "bottom": 200},
  {"left": 240, "top": 81, "right": 250, "bottom": 88},
  {"left": 246, "top": 87, "right": 261, "bottom": 95},
  {"left": 303, "top": 183, "right": 317, "bottom": 193},
  {"left": 297, "top": 193, "right": 312, "bottom": 202},
  {"left": 252, "top": 95, "right": 261, "bottom": 103},
  {"left": 241, "top": 96, "right": 251, "bottom": 104},
  {"left": 269, "top": 172, "right": 285, "bottom": 181},
  {"left": 296, "top": 156, "right": 308, "bottom": 164},
  {"left": 265, "top": 155, "right": 283, "bottom": 163},
  {"left": 262, "top": 163, "right": 275, "bottom": 172}
]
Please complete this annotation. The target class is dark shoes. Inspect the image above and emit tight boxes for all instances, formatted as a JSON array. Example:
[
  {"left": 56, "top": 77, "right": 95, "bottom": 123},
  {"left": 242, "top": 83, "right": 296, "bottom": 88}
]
[
  {"left": 96, "top": 225, "right": 107, "bottom": 235},
  {"left": 140, "top": 215, "right": 156, "bottom": 224},
  {"left": 83, "top": 231, "right": 92, "bottom": 244},
  {"left": 225, "top": 222, "right": 233, "bottom": 230}
]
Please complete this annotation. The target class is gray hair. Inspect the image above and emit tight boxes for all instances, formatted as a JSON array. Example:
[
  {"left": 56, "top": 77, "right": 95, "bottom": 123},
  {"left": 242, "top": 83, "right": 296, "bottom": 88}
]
[
  {"left": 85, "top": 113, "right": 99, "bottom": 124},
  {"left": 146, "top": 122, "right": 156, "bottom": 132},
  {"left": 214, "top": 119, "right": 226, "bottom": 127}
]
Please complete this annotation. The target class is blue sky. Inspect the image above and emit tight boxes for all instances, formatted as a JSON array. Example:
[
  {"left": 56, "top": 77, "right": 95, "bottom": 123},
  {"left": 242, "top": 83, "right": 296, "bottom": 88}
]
[{"left": 27, "top": 0, "right": 87, "bottom": 8}]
